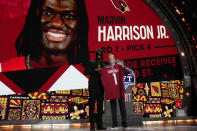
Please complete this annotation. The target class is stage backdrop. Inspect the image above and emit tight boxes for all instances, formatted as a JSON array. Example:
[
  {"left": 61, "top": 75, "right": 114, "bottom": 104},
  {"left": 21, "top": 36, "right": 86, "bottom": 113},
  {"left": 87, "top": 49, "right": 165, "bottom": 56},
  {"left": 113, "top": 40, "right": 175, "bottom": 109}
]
[{"left": 0, "top": 0, "right": 185, "bottom": 119}]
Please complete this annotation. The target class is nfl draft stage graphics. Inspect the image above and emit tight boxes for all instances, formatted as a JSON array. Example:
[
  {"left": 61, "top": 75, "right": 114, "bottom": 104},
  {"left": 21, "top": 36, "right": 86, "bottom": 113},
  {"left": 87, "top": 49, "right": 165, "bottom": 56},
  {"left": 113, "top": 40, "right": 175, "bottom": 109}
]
[{"left": 0, "top": 0, "right": 196, "bottom": 122}]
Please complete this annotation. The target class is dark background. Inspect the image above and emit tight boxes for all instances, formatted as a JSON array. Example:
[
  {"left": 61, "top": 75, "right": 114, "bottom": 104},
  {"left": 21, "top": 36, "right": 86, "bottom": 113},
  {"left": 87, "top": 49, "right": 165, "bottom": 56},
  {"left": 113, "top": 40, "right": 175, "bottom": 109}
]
[
  {"left": 170, "top": 0, "right": 197, "bottom": 116},
  {"left": 168, "top": 0, "right": 197, "bottom": 62}
]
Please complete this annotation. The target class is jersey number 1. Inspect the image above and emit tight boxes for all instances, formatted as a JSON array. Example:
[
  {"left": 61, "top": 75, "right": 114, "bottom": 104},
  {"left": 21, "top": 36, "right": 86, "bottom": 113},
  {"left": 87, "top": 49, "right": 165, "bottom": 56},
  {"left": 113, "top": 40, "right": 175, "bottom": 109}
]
[{"left": 113, "top": 73, "right": 117, "bottom": 85}]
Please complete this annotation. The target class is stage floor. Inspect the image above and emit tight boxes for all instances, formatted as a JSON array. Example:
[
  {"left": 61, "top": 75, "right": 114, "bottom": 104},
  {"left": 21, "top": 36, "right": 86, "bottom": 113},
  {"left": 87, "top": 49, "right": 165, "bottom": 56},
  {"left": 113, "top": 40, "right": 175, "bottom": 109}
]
[{"left": 0, "top": 120, "right": 197, "bottom": 131}]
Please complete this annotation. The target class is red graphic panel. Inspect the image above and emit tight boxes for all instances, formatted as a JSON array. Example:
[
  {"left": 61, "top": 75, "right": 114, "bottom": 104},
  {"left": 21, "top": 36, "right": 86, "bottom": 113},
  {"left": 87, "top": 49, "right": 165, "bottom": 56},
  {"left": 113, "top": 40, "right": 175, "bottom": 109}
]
[
  {"left": 0, "top": 0, "right": 30, "bottom": 62},
  {"left": 86, "top": 0, "right": 178, "bottom": 61}
]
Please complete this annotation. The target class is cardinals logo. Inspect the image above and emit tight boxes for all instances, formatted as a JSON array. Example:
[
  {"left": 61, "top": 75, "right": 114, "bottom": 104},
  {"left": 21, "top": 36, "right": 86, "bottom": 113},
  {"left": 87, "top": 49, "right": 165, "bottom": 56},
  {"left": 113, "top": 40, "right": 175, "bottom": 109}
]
[
  {"left": 111, "top": 0, "right": 130, "bottom": 13},
  {"left": 152, "top": 85, "right": 160, "bottom": 93}
]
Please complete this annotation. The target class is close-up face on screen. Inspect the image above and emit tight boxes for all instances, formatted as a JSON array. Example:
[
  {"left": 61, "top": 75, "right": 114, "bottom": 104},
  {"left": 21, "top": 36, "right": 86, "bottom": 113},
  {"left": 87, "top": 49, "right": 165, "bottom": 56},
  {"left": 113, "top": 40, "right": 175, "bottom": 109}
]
[
  {"left": 41, "top": 0, "right": 79, "bottom": 52},
  {"left": 0, "top": 0, "right": 196, "bottom": 122}
]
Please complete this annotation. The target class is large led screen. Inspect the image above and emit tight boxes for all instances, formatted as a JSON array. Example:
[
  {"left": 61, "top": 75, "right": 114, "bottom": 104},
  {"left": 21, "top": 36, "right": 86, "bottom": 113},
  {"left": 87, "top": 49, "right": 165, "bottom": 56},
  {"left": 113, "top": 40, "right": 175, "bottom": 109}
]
[{"left": 0, "top": 0, "right": 183, "bottom": 94}]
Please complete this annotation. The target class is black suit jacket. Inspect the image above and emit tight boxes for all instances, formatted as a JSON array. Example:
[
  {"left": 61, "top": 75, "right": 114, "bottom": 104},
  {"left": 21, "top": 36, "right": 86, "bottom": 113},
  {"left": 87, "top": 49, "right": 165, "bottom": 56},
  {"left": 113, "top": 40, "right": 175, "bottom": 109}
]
[{"left": 84, "top": 60, "right": 105, "bottom": 93}]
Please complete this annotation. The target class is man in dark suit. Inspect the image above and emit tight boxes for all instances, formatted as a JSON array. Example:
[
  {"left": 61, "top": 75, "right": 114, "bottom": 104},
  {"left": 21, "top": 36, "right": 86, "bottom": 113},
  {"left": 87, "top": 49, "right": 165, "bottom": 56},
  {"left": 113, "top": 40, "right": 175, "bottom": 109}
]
[{"left": 84, "top": 49, "right": 106, "bottom": 130}]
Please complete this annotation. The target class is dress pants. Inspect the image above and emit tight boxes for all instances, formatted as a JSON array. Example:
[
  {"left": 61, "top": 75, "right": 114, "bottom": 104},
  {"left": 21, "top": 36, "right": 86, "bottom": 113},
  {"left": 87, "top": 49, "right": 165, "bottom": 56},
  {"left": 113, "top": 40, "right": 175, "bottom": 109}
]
[
  {"left": 110, "top": 98, "right": 127, "bottom": 126},
  {"left": 89, "top": 89, "right": 104, "bottom": 127}
]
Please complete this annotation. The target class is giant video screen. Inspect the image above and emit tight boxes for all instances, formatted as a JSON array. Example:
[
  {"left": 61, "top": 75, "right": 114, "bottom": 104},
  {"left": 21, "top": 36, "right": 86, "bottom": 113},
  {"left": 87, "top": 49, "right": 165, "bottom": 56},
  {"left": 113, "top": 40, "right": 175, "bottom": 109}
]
[{"left": 0, "top": 0, "right": 183, "bottom": 94}]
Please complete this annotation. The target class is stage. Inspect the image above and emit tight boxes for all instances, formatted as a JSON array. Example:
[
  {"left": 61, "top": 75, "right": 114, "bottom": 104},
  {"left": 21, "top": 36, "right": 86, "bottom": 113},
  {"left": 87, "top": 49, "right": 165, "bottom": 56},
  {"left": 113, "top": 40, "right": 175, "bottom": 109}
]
[{"left": 0, "top": 119, "right": 197, "bottom": 131}]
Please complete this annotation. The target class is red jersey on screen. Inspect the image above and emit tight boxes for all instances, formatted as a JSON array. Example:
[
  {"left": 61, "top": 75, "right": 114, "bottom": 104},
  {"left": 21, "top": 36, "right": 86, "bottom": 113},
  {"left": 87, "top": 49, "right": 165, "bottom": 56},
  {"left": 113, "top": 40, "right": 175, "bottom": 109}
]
[
  {"left": 0, "top": 57, "right": 27, "bottom": 72},
  {"left": 100, "top": 64, "right": 125, "bottom": 100}
]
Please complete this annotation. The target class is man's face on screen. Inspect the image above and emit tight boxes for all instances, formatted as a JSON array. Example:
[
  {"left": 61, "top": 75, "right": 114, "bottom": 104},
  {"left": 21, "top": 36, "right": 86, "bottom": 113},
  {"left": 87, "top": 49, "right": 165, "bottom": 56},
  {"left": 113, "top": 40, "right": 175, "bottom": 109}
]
[{"left": 41, "top": 0, "right": 78, "bottom": 52}]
